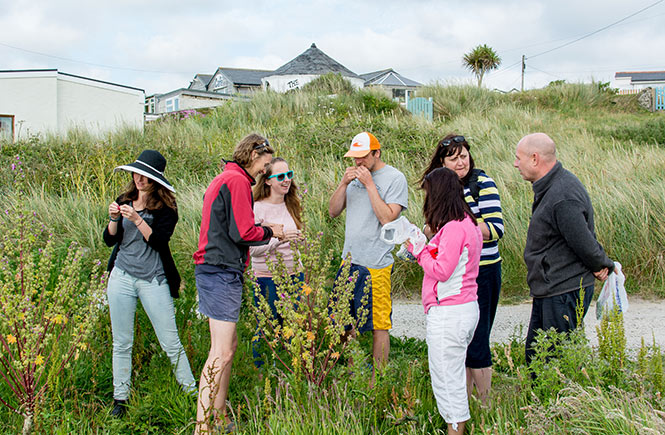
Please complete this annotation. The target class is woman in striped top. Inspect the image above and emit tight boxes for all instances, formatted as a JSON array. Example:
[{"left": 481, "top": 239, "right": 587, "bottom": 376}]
[{"left": 421, "top": 134, "right": 504, "bottom": 403}]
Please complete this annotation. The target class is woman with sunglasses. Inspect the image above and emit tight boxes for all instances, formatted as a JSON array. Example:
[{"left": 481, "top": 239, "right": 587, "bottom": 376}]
[
  {"left": 421, "top": 133, "right": 505, "bottom": 403},
  {"left": 193, "top": 134, "right": 284, "bottom": 434},
  {"left": 407, "top": 167, "right": 482, "bottom": 435},
  {"left": 250, "top": 157, "right": 304, "bottom": 368}
]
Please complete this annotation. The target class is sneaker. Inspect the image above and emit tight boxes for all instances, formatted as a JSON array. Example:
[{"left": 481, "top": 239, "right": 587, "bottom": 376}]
[{"left": 110, "top": 399, "right": 127, "bottom": 418}]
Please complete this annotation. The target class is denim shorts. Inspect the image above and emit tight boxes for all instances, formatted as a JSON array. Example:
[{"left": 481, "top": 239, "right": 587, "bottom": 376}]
[{"left": 195, "top": 264, "right": 244, "bottom": 322}]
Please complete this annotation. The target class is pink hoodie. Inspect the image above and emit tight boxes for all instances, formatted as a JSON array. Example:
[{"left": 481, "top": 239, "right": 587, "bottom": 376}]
[{"left": 412, "top": 215, "right": 483, "bottom": 314}]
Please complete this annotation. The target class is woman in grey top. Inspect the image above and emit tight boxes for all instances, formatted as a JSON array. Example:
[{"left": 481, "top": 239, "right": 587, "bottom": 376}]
[{"left": 103, "top": 150, "right": 195, "bottom": 418}]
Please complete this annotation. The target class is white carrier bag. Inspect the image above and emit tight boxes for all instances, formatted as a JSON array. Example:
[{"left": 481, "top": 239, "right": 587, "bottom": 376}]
[
  {"left": 596, "top": 261, "right": 629, "bottom": 320},
  {"left": 380, "top": 216, "right": 427, "bottom": 256}
]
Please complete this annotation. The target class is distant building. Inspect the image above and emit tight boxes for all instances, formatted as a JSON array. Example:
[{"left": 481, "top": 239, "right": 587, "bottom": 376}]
[
  {"left": 360, "top": 68, "right": 422, "bottom": 101},
  {"left": 262, "top": 43, "right": 364, "bottom": 92},
  {"left": 0, "top": 69, "right": 144, "bottom": 142},
  {"left": 614, "top": 71, "right": 665, "bottom": 90},
  {"left": 206, "top": 67, "right": 272, "bottom": 94},
  {"left": 145, "top": 88, "right": 236, "bottom": 115}
]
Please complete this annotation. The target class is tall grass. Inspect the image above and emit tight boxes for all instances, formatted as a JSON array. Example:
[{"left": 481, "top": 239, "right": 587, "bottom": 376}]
[{"left": 2, "top": 82, "right": 664, "bottom": 297}]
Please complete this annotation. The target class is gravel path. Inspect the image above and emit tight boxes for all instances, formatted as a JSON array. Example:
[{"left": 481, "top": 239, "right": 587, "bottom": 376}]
[{"left": 392, "top": 298, "right": 665, "bottom": 350}]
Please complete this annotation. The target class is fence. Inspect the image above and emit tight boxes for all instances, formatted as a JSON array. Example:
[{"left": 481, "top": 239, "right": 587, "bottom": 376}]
[
  {"left": 656, "top": 87, "right": 665, "bottom": 111},
  {"left": 617, "top": 89, "right": 643, "bottom": 95},
  {"left": 406, "top": 97, "right": 433, "bottom": 121}
]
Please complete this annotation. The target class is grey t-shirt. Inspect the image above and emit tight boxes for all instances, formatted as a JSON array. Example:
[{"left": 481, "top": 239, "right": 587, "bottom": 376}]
[
  {"left": 342, "top": 164, "right": 408, "bottom": 269},
  {"left": 114, "top": 208, "right": 166, "bottom": 283}
]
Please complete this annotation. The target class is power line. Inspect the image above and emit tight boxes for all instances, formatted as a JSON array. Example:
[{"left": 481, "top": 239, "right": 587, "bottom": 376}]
[
  {"left": 528, "top": 0, "right": 665, "bottom": 60},
  {"left": 0, "top": 41, "right": 198, "bottom": 75}
]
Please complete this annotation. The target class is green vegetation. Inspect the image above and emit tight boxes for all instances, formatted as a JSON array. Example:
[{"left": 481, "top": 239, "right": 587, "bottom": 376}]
[{"left": 0, "top": 82, "right": 664, "bottom": 433}]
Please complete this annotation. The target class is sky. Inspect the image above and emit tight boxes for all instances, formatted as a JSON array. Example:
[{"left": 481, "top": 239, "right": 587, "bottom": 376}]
[{"left": 1, "top": 0, "right": 664, "bottom": 95}]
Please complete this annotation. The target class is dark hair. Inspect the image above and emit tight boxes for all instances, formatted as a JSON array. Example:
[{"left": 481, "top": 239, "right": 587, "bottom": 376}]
[
  {"left": 232, "top": 133, "right": 275, "bottom": 168},
  {"left": 422, "top": 167, "right": 476, "bottom": 233},
  {"left": 119, "top": 176, "right": 177, "bottom": 211},
  {"left": 420, "top": 133, "right": 475, "bottom": 185},
  {"left": 253, "top": 157, "right": 303, "bottom": 229}
]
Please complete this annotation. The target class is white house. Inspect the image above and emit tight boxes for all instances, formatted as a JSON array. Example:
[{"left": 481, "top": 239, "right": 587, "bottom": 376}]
[
  {"left": 0, "top": 69, "right": 145, "bottom": 142},
  {"left": 262, "top": 43, "right": 365, "bottom": 92},
  {"left": 360, "top": 68, "right": 422, "bottom": 102},
  {"left": 614, "top": 71, "right": 665, "bottom": 91}
]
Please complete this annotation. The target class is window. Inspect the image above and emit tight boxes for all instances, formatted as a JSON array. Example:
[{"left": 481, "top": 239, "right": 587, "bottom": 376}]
[
  {"left": 0, "top": 115, "right": 14, "bottom": 142},
  {"left": 165, "top": 97, "right": 180, "bottom": 113},
  {"left": 392, "top": 88, "right": 406, "bottom": 99}
]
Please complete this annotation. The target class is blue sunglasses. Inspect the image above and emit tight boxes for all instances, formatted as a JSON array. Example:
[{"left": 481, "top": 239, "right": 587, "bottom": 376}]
[{"left": 268, "top": 170, "right": 294, "bottom": 182}]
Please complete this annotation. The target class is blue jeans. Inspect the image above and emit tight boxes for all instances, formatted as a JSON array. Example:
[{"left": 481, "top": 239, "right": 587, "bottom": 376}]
[
  {"left": 252, "top": 274, "right": 303, "bottom": 368},
  {"left": 107, "top": 268, "right": 196, "bottom": 400}
]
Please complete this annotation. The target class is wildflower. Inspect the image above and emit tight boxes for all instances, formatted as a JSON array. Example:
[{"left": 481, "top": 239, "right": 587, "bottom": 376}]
[
  {"left": 306, "top": 331, "right": 315, "bottom": 341},
  {"left": 283, "top": 327, "right": 294, "bottom": 339},
  {"left": 332, "top": 351, "right": 340, "bottom": 359},
  {"left": 6, "top": 334, "right": 16, "bottom": 344},
  {"left": 252, "top": 335, "right": 260, "bottom": 342},
  {"left": 34, "top": 355, "right": 44, "bottom": 366},
  {"left": 302, "top": 284, "right": 312, "bottom": 296}
]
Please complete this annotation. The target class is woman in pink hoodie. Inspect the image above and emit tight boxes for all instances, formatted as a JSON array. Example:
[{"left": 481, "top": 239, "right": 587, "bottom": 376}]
[{"left": 408, "top": 167, "right": 483, "bottom": 434}]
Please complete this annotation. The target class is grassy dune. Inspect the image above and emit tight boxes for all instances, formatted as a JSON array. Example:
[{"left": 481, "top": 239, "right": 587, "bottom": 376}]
[{"left": 1, "top": 80, "right": 664, "bottom": 433}]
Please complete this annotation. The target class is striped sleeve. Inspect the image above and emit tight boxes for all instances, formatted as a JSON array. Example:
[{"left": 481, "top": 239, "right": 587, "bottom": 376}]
[{"left": 475, "top": 174, "right": 504, "bottom": 242}]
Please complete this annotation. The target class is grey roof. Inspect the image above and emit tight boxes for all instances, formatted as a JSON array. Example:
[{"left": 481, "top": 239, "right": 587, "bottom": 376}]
[
  {"left": 270, "top": 43, "right": 360, "bottom": 78},
  {"left": 360, "top": 69, "right": 421, "bottom": 87},
  {"left": 615, "top": 71, "right": 665, "bottom": 82},
  {"left": 216, "top": 67, "right": 273, "bottom": 86},
  {"left": 157, "top": 88, "right": 235, "bottom": 100},
  {"left": 188, "top": 74, "right": 213, "bottom": 90}
]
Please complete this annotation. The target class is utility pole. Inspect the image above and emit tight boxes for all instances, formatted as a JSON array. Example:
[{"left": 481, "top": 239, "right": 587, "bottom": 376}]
[{"left": 521, "top": 55, "right": 526, "bottom": 92}]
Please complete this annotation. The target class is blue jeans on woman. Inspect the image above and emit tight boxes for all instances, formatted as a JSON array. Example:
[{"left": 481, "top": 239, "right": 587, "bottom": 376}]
[
  {"left": 107, "top": 267, "right": 196, "bottom": 400},
  {"left": 252, "top": 274, "right": 303, "bottom": 368}
]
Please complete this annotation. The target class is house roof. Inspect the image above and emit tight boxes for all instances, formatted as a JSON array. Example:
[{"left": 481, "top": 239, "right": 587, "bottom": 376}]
[
  {"left": 270, "top": 43, "right": 360, "bottom": 78},
  {"left": 615, "top": 71, "right": 665, "bottom": 82},
  {"left": 194, "top": 74, "right": 213, "bottom": 86},
  {"left": 0, "top": 69, "right": 144, "bottom": 92},
  {"left": 215, "top": 67, "right": 273, "bottom": 86},
  {"left": 360, "top": 69, "right": 422, "bottom": 87},
  {"left": 157, "top": 88, "right": 236, "bottom": 100}
]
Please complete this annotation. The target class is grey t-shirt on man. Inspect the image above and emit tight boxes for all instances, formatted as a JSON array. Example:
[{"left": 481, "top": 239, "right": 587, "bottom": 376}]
[{"left": 342, "top": 164, "right": 408, "bottom": 269}]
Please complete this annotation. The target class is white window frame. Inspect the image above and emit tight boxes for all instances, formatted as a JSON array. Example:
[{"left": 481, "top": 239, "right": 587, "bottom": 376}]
[{"left": 0, "top": 114, "right": 14, "bottom": 142}]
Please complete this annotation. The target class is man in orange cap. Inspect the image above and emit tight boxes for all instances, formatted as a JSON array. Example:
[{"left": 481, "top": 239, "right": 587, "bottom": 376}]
[{"left": 329, "top": 131, "right": 408, "bottom": 372}]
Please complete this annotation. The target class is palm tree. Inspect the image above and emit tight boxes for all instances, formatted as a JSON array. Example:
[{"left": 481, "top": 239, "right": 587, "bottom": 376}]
[{"left": 462, "top": 44, "right": 501, "bottom": 87}]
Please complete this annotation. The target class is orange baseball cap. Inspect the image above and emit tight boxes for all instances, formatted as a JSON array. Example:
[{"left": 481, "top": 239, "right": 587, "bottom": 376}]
[{"left": 344, "top": 132, "right": 381, "bottom": 158}]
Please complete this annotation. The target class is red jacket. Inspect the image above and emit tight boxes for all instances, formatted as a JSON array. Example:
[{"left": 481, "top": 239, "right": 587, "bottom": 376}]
[{"left": 193, "top": 162, "right": 272, "bottom": 271}]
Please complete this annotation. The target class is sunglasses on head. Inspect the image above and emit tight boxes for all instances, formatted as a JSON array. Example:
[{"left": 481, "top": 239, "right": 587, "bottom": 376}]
[
  {"left": 440, "top": 136, "right": 466, "bottom": 147},
  {"left": 268, "top": 170, "right": 294, "bottom": 182},
  {"left": 253, "top": 140, "right": 270, "bottom": 151}
]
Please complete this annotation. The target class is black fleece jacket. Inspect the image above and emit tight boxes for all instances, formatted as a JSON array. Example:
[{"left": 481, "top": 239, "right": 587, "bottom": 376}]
[
  {"left": 524, "top": 162, "right": 614, "bottom": 298},
  {"left": 103, "top": 195, "right": 182, "bottom": 298}
]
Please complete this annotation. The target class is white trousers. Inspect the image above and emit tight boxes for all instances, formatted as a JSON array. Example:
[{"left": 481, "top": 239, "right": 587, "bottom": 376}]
[{"left": 426, "top": 301, "right": 479, "bottom": 430}]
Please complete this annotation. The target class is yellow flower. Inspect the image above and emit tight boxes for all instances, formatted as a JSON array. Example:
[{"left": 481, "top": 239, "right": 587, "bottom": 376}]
[
  {"left": 52, "top": 314, "right": 64, "bottom": 325},
  {"left": 306, "top": 331, "right": 315, "bottom": 341},
  {"left": 302, "top": 284, "right": 312, "bottom": 296},
  {"left": 283, "top": 327, "right": 294, "bottom": 339},
  {"left": 6, "top": 334, "right": 16, "bottom": 344},
  {"left": 18, "top": 313, "right": 25, "bottom": 320},
  {"left": 331, "top": 352, "right": 340, "bottom": 359},
  {"left": 35, "top": 355, "right": 44, "bottom": 366}
]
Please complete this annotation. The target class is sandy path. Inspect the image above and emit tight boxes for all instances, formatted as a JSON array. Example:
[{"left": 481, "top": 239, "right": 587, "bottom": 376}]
[{"left": 391, "top": 298, "right": 664, "bottom": 350}]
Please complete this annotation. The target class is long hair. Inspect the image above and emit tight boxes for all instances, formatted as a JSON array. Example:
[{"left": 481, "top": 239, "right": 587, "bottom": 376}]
[
  {"left": 119, "top": 177, "right": 176, "bottom": 211},
  {"left": 420, "top": 133, "right": 475, "bottom": 186},
  {"left": 253, "top": 157, "right": 303, "bottom": 229},
  {"left": 232, "top": 133, "right": 275, "bottom": 168},
  {"left": 422, "top": 167, "right": 476, "bottom": 233}
]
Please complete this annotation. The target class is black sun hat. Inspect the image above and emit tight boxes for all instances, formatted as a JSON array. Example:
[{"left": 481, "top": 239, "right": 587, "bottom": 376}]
[{"left": 114, "top": 150, "right": 175, "bottom": 192}]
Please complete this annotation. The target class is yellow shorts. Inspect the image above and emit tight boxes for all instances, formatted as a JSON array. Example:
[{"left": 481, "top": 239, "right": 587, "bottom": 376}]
[{"left": 336, "top": 262, "right": 393, "bottom": 332}]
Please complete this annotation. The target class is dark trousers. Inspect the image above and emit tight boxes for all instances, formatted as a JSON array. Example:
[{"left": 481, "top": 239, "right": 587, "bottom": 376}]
[
  {"left": 466, "top": 261, "right": 502, "bottom": 368},
  {"left": 525, "top": 284, "right": 594, "bottom": 366}
]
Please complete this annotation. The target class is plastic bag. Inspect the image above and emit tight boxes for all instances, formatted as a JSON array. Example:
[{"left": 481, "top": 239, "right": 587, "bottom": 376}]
[
  {"left": 380, "top": 216, "right": 427, "bottom": 256},
  {"left": 595, "top": 261, "right": 629, "bottom": 320}
]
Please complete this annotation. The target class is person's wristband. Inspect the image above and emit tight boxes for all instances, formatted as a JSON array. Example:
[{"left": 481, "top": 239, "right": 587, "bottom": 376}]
[
  {"left": 137, "top": 218, "right": 145, "bottom": 227},
  {"left": 109, "top": 216, "right": 120, "bottom": 222}
]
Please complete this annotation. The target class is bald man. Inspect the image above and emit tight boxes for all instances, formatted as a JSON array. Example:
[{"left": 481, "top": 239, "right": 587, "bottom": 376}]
[{"left": 514, "top": 133, "right": 614, "bottom": 366}]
